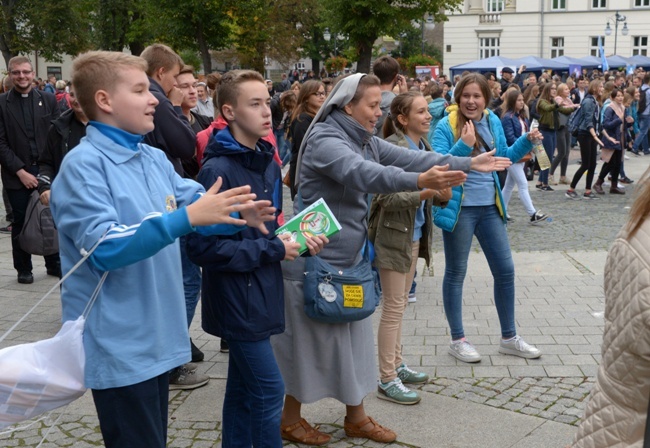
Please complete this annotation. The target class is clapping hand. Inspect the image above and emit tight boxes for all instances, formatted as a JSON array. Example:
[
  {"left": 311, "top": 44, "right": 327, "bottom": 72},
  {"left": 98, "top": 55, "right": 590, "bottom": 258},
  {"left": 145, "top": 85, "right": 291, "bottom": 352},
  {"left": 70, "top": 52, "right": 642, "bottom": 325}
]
[
  {"left": 461, "top": 121, "right": 476, "bottom": 147},
  {"left": 186, "top": 177, "right": 276, "bottom": 229}
]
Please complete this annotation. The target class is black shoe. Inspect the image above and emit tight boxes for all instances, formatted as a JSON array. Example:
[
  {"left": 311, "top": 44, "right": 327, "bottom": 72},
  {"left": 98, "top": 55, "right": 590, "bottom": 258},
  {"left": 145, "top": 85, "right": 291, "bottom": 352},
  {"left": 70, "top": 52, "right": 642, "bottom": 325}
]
[
  {"left": 17, "top": 272, "right": 33, "bottom": 284},
  {"left": 0, "top": 225, "right": 11, "bottom": 234},
  {"left": 46, "top": 266, "right": 62, "bottom": 278},
  {"left": 540, "top": 185, "right": 554, "bottom": 191},
  {"left": 620, "top": 177, "right": 634, "bottom": 184},
  {"left": 220, "top": 339, "right": 229, "bottom": 353},
  {"left": 190, "top": 339, "right": 204, "bottom": 362},
  {"left": 632, "top": 149, "right": 641, "bottom": 156}
]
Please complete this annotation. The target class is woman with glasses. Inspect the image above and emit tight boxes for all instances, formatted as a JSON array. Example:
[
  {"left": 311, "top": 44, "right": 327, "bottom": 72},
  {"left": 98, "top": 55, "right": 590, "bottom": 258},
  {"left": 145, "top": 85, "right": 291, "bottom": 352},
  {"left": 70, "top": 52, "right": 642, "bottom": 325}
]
[{"left": 287, "top": 80, "right": 325, "bottom": 199}]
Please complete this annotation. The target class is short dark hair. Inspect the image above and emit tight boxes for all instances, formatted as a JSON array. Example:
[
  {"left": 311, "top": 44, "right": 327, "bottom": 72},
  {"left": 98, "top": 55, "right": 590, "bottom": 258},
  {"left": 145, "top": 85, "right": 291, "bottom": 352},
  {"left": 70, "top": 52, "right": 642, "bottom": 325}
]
[{"left": 372, "top": 56, "right": 400, "bottom": 85}]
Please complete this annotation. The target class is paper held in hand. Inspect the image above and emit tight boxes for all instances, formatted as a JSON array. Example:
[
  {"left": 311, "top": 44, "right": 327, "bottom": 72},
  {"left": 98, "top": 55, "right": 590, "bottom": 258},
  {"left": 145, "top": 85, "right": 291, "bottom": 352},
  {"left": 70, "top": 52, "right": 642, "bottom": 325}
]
[{"left": 275, "top": 198, "right": 342, "bottom": 254}]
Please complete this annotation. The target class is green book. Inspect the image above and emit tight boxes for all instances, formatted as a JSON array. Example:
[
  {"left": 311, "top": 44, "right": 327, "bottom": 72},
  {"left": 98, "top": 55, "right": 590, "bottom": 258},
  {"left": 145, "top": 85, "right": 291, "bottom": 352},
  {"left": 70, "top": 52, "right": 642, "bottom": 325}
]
[{"left": 275, "top": 198, "right": 342, "bottom": 254}]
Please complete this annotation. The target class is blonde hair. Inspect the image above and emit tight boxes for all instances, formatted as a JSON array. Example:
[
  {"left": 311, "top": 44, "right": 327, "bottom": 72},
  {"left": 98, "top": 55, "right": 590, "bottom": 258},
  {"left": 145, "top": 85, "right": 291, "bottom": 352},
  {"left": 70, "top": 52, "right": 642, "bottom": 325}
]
[
  {"left": 140, "top": 43, "right": 183, "bottom": 77},
  {"left": 71, "top": 51, "right": 148, "bottom": 121},
  {"left": 216, "top": 70, "right": 265, "bottom": 121}
]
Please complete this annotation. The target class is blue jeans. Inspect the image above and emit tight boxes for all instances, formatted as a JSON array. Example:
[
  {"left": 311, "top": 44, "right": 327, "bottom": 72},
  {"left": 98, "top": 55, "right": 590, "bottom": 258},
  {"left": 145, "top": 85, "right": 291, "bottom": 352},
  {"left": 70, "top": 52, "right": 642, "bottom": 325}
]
[
  {"left": 222, "top": 338, "right": 284, "bottom": 448},
  {"left": 442, "top": 205, "right": 516, "bottom": 340},
  {"left": 634, "top": 114, "right": 650, "bottom": 153},
  {"left": 538, "top": 128, "right": 556, "bottom": 184},
  {"left": 180, "top": 236, "right": 201, "bottom": 327},
  {"left": 274, "top": 130, "right": 291, "bottom": 166}
]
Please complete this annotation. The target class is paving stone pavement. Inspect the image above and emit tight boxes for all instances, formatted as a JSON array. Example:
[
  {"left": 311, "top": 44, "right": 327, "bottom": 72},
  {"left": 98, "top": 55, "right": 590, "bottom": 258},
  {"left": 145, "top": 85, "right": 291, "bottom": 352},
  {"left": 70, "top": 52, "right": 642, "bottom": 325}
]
[{"left": 0, "top": 148, "right": 647, "bottom": 446}]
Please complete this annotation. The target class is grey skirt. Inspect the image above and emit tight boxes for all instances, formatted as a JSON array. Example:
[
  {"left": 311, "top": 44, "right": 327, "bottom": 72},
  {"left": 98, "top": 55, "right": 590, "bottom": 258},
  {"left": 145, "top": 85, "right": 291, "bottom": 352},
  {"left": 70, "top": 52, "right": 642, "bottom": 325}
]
[{"left": 270, "top": 258, "right": 377, "bottom": 405}]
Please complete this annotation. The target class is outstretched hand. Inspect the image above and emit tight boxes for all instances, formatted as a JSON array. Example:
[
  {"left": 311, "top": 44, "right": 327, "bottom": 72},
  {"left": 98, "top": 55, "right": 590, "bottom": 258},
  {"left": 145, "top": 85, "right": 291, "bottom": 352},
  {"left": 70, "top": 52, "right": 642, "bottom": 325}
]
[
  {"left": 417, "top": 164, "right": 467, "bottom": 190},
  {"left": 186, "top": 177, "right": 275, "bottom": 228},
  {"left": 470, "top": 149, "right": 512, "bottom": 172},
  {"left": 240, "top": 202, "right": 277, "bottom": 234}
]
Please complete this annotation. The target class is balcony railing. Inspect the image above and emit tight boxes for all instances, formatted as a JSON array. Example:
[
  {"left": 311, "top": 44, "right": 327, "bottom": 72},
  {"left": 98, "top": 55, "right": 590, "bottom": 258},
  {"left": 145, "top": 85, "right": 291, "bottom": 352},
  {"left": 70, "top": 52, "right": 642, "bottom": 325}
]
[{"left": 479, "top": 13, "right": 501, "bottom": 23}]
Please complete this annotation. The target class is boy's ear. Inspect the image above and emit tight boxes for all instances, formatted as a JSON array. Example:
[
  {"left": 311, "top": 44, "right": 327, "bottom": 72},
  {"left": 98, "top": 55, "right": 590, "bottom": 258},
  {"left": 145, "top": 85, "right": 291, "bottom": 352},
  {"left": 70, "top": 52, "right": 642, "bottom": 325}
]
[
  {"left": 222, "top": 103, "right": 235, "bottom": 121},
  {"left": 154, "top": 66, "right": 166, "bottom": 81},
  {"left": 95, "top": 89, "right": 112, "bottom": 114}
]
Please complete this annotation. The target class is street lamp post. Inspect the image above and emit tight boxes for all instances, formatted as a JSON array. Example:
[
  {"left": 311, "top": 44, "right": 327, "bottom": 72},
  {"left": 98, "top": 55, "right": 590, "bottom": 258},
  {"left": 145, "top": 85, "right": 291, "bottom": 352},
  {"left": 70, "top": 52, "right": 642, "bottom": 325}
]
[
  {"left": 604, "top": 11, "right": 629, "bottom": 55},
  {"left": 323, "top": 28, "right": 338, "bottom": 56}
]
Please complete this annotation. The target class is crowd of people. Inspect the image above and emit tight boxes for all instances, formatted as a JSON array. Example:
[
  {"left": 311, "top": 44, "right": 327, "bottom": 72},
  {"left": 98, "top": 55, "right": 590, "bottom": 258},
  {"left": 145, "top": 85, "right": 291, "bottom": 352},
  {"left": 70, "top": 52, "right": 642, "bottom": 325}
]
[{"left": 2, "top": 46, "right": 650, "bottom": 448}]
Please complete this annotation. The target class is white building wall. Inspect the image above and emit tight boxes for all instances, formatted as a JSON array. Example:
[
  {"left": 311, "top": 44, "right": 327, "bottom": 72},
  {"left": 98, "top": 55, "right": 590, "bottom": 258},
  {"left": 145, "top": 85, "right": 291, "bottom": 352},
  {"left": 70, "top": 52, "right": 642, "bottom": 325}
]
[{"left": 444, "top": 0, "right": 650, "bottom": 76}]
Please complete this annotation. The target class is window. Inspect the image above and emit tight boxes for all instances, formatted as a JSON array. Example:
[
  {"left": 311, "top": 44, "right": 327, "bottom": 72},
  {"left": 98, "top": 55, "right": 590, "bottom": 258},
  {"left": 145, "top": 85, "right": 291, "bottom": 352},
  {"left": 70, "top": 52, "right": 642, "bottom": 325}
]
[
  {"left": 590, "top": 36, "right": 605, "bottom": 56},
  {"left": 591, "top": 0, "right": 606, "bottom": 8},
  {"left": 550, "top": 37, "right": 564, "bottom": 58},
  {"left": 485, "top": 0, "right": 504, "bottom": 12},
  {"left": 551, "top": 0, "right": 566, "bottom": 10},
  {"left": 479, "top": 37, "right": 500, "bottom": 59},
  {"left": 635, "top": 0, "right": 650, "bottom": 6},
  {"left": 46, "top": 67, "right": 62, "bottom": 80},
  {"left": 633, "top": 36, "right": 649, "bottom": 55}
]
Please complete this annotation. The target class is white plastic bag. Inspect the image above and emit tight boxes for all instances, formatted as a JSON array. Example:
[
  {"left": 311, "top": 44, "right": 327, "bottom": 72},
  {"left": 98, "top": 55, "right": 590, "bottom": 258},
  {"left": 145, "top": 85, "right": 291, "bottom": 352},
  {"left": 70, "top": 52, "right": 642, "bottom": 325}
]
[{"left": 0, "top": 316, "right": 86, "bottom": 430}]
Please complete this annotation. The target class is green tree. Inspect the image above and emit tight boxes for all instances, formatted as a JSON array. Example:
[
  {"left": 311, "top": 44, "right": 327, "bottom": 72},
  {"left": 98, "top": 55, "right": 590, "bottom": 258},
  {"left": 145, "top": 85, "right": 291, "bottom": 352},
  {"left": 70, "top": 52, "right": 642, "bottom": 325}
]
[
  {"left": 0, "top": 0, "right": 92, "bottom": 68},
  {"left": 225, "top": 0, "right": 313, "bottom": 73},
  {"left": 320, "top": 0, "right": 461, "bottom": 74}
]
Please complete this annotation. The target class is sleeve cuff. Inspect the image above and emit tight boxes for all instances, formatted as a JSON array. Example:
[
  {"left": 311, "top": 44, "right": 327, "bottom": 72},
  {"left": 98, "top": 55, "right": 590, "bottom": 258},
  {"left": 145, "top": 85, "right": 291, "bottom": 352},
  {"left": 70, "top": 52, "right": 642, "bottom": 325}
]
[{"left": 168, "top": 208, "right": 195, "bottom": 239}]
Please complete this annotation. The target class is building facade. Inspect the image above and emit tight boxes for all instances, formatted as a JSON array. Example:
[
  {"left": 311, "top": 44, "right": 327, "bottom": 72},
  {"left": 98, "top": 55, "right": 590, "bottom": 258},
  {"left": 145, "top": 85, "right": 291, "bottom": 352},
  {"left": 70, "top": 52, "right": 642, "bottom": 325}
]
[{"left": 444, "top": 0, "right": 650, "bottom": 75}]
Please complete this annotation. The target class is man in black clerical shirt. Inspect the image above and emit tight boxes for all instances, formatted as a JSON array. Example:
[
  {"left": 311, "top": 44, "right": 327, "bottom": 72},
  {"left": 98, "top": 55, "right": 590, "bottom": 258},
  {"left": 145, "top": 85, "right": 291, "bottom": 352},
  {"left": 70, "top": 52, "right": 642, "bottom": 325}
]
[{"left": 0, "top": 56, "right": 60, "bottom": 284}]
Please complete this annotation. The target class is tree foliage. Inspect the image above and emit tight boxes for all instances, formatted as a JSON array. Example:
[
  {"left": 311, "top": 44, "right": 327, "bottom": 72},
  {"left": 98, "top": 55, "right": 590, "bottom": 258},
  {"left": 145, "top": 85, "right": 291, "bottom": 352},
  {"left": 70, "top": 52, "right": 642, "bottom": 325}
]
[
  {"left": 320, "top": 0, "right": 462, "bottom": 74},
  {"left": 0, "top": 0, "right": 93, "bottom": 68}
]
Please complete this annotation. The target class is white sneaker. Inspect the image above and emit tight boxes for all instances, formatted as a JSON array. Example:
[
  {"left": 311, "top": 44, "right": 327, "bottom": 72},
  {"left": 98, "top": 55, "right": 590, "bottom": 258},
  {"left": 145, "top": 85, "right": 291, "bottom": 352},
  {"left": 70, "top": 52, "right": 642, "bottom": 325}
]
[
  {"left": 498, "top": 335, "right": 541, "bottom": 359},
  {"left": 448, "top": 339, "right": 481, "bottom": 363},
  {"left": 407, "top": 293, "right": 417, "bottom": 303}
]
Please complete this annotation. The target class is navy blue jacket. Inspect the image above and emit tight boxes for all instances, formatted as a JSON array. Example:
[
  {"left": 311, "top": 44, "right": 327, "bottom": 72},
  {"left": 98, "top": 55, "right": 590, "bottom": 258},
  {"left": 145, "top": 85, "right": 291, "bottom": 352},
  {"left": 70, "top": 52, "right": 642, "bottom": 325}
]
[
  {"left": 601, "top": 106, "right": 629, "bottom": 150},
  {"left": 501, "top": 111, "right": 529, "bottom": 147},
  {"left": 144, "top": 78, "right": 196, "bottom": 176},
  {"left": 186, "top": 127, "right": 285, "bottom": 342}
]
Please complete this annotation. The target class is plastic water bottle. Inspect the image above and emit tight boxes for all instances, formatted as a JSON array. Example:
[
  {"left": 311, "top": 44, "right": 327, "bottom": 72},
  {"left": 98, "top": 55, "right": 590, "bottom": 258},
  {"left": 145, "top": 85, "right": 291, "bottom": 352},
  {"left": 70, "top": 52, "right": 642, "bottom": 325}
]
[{"left": 530, "top": 119, "right": 551, "bottom": 170}]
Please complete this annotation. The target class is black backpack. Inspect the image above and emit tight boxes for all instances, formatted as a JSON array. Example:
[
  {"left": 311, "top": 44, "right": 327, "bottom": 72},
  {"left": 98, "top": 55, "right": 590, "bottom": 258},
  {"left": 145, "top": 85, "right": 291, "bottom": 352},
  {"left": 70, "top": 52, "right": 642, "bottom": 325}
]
[{"left": 639, "top": 86, "right": 648, "bottom": 115}]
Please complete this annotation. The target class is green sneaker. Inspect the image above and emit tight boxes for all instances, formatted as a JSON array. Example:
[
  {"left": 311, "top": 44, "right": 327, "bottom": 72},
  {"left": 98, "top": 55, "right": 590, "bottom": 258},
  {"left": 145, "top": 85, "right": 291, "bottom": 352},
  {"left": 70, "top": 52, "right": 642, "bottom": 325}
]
[
  {"left": 377, "top": 378, "right": 421, "bottom": 405},
  {"left": 396, "top": 363, "right": 429, "bottom": 385}
]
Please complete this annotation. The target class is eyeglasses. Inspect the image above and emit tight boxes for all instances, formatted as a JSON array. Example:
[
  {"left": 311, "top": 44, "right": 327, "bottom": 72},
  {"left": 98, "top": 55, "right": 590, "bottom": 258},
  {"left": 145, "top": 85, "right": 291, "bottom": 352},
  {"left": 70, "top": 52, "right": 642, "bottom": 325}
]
[
  {"left": 312, "top": 91, "right": 326, "bottom": 97},
  {"left": 10, "top": 70, "right": 33, "bottom": 76}
]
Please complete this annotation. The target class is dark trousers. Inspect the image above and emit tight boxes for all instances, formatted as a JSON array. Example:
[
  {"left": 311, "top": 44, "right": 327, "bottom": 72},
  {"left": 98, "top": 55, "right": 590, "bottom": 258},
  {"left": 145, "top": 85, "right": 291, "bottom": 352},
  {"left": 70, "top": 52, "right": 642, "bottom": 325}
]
[
  {"left": 92, "top": 373, "right": 169, "bottom": 448},
  {"left": 571, "top": 134, "right": 598, "bottom": 190},
  {"left": 598, "top": 149, "right": 622, "bottom": 184},
  {"left": 6, "top": 186, "right": 59, "bottom": 273}
]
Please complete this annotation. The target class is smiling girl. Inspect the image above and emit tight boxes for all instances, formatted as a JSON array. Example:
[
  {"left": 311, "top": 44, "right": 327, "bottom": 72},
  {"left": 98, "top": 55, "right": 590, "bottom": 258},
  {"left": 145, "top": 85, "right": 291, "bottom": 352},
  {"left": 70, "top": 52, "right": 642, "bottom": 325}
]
[
  {"left": 432, "top": 73, "right": 543, "bottom": 364},
  {"left": 370, "top": 92, "right": 452, "bottom": 405}
]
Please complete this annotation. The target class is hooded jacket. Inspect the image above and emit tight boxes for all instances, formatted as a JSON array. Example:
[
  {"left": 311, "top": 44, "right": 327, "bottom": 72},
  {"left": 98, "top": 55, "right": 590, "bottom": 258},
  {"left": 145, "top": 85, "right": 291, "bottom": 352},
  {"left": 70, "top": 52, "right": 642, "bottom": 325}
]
[
  {"left": 185, "top": 127, "right": 286, "bottom": 342},
  {"left": 431, "top": 105, "right": 532, "bottom": 232},
  {"left": 427, "top": 97, "right": 447, "bottom": 145}
]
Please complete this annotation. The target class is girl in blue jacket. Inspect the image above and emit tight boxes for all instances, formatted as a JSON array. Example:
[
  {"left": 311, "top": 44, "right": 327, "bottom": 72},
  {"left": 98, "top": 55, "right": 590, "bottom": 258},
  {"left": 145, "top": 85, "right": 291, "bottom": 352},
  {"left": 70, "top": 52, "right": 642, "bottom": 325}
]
[{"left": 431, "top": 73, "right": 543, "bottom": 364}]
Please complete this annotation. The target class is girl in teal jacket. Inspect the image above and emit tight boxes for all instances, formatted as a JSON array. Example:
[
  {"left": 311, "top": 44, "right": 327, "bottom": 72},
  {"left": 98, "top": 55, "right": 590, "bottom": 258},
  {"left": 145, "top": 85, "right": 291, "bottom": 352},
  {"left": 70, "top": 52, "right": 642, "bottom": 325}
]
[{"left": 431, "top": 73, "right": 543, "bottom": 365}]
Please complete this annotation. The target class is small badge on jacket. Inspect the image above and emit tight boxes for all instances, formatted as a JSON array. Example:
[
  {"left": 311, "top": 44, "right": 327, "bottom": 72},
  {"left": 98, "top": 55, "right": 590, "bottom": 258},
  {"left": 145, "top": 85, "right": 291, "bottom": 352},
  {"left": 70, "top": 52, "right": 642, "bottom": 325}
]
[{"left": 165, "top": 195, "right": 177, "bottom": 212}]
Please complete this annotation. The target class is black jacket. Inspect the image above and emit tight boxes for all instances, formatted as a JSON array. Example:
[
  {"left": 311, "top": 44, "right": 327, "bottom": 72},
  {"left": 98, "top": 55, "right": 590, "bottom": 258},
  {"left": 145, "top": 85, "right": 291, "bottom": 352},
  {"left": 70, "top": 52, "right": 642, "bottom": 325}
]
[
  {"left": 0, "top": 88, "right": 59, "bottom": 189},
  {"left": 186, "top": 127, "right": 285, "bottom": 342},
  {"left": 38, "top": 109, "right": 86, "bottom": 194},
  {"left": 143, "top": 77, "right": 196, "bottom": 176}
]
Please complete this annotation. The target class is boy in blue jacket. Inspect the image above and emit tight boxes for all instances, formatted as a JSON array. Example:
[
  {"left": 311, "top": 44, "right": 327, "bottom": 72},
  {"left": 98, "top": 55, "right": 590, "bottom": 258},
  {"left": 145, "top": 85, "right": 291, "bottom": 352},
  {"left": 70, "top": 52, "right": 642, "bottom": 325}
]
[
  {"left": 186, "top": 70, "right": 326, "bottom": 447},
  {"left": 50, "top": 51, "right": 276, "bottom": 448}
]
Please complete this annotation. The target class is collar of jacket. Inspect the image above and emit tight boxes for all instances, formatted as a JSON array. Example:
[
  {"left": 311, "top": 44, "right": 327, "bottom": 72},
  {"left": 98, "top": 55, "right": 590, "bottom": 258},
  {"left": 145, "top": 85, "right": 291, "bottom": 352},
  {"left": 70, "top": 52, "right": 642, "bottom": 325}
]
[
  {"left": 204, "top": 126, "right": 274, "bottom": 173},
  {"left": 386, "top": 129, "right": 432, "bottom": 152},
  {"left": 329, "top": 108, "right": 374, "bottom": 147}
]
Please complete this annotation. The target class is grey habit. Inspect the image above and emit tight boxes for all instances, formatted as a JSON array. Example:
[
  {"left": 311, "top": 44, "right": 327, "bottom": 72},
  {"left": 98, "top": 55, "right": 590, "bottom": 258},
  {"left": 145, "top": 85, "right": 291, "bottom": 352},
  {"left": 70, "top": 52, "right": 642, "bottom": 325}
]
[{"left": 271, "top": 74, "right": 472, "bottom": 405}]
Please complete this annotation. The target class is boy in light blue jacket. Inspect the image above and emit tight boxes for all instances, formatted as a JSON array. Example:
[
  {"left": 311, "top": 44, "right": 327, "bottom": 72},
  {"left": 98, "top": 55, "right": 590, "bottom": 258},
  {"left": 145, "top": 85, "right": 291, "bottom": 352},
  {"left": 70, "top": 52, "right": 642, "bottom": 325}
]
[{"left": 50, "top": 51, "right": 275, "bottom": 448}]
